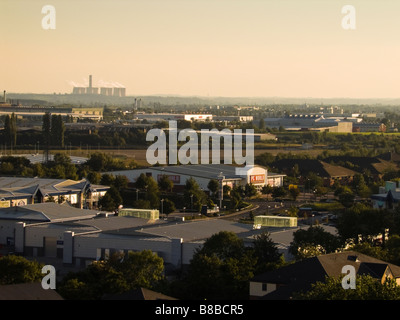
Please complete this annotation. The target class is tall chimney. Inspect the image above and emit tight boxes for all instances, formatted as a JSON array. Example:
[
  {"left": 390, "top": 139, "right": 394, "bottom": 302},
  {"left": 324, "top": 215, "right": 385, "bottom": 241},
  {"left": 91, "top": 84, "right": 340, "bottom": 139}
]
[
  {"left": 89, "top": 75, "right": 92, "bottom": 88},
  {"left": 3, "top": 90, "right": 6, "bottom": 103}
]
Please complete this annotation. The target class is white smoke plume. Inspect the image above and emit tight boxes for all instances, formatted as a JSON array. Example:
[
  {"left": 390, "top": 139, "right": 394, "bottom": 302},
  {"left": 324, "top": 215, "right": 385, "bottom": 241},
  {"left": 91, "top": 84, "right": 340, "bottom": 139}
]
[{"left": 68, "top": 78, "right": 125, "bottom": 88}]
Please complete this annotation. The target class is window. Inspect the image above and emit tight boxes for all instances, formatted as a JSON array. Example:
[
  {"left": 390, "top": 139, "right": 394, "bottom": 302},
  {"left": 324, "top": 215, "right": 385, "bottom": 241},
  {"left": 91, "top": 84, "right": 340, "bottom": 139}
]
[{"left": 262, "top": 283, "right": 267, "bottom": 291}]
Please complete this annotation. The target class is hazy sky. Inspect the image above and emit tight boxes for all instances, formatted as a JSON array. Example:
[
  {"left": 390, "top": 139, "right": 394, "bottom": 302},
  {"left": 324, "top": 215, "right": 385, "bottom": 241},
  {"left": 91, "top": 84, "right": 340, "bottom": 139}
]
[{"left": 1, "top": 0, "right": 400, "bottom": 98}]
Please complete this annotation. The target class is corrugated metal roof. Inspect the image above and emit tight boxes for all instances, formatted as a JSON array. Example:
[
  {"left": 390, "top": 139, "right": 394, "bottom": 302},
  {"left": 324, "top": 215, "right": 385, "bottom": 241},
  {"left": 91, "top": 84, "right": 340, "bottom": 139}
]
[{"left": 0, "top": 202, "right": 99, "bottom": 222}]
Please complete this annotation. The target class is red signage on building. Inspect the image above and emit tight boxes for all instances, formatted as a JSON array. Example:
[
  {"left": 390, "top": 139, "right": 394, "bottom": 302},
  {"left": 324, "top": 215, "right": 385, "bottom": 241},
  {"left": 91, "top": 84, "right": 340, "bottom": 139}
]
[
  {"left": 250, "top": 174, "right": 265, "bottom": 184},
  {"left": 157, "top": 174, "right": 181, "bottom": 184}
]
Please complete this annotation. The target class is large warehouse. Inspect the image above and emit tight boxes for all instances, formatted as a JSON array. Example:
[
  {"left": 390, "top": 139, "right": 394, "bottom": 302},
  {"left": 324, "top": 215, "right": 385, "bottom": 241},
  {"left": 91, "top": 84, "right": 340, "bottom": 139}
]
[
  {"left": 1, "top": 202, "right": 302, "bottom": 270},
  {"left": 108, "top": 164, "right": 285, "bottom": 193}
]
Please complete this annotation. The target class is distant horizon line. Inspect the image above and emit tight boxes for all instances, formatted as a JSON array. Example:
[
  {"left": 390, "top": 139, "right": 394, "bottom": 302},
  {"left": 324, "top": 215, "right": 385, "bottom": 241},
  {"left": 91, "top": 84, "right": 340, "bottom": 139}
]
[{"left": 5, "top": 91, "right": 400, "bottom": 101}]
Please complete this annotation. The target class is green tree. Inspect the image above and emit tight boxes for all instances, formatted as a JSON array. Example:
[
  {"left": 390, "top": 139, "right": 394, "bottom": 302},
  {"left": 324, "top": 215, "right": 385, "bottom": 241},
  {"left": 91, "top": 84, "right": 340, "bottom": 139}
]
[
  {"left": 87, "top": 171, "right": 101, "bottom": 184},
  {"left": 207, "top": 179, "right": 219, "bottom": 197},
  {"left": 51, "top": 114, "right": 65, "bottom": 147},
  {"left": 107, "top": 250, "right": 165, "bottom": 290},
  {"left": 4, "top": 113, "right": 17, "bottom": 149},
  {"left": 42, "top": 112, "right": 51, "bottom": 148},
  {"left": 336, "top": 186, "right": 355, "bottom": 208},
  {"left": 272, "top": 186, "right": 286, "bottom": 200},
  {"left": 289, "top": 187, "right": 300, "bottom": 201},
  {"left": 289, "top": 226, "right": 342, "bottom": 260},
  {"left": 112, "top": 175, "right": 129, "bottom": 191},
  {"left": 0, "top": 255, "right": 43, "bottom": 285},
  {"left": 58, "top": 250, "right": 164, "bottom": 300},
  {"left": 99, "top": 185, "right": 122, "bottom": 211},
  {"left": 252, "top": 232, "right": 285, "bottom": 273},
  {"left": 100, "top": 173, "right": 115, "bottom": 186},
  {"left": 244, "top": 183, "right": 257, "bottom": 198},
  {"left": 184, "top": 177, "right": 206, "bottom": 211},
  {"left": 158, "top": 175, "right": 174, "bottom": 193},
  {"left": 161, "top": 198, "right": 176, "bottom": 216},
  {"left": 295, "top": 275, "right": 400, "bottom": 300},
  {"left": 176, "top": 231, "right": 256, "bottom": 300}
]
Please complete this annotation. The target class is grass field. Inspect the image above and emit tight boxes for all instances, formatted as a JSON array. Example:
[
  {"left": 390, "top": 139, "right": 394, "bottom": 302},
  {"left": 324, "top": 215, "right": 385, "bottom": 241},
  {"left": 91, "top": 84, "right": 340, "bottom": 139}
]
[{"left": 8, "top": 146, "right": 329, "bottom": 167}]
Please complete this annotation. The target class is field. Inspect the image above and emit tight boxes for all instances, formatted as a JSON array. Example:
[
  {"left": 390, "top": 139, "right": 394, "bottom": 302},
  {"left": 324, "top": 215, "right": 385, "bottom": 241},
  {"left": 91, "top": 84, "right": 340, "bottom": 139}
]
[{"left": 8, "top": 146, "right": 327, "bottom": 167}]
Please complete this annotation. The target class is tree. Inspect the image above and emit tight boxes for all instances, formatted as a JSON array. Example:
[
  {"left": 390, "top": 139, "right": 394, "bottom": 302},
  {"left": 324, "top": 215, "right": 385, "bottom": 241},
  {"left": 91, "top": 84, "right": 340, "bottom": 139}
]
[
  {"left": 289, "top": 226, "right": 342, "bottom": 260},
  {"left": 107, "top": 250, "right": 165, "bottom": 290},
  {"left": 244, "top": 183, "right": 257, "bottom": 198},
  {"left": 100, "top": 173, "right": 115, "bottom": 186},
  {"left": 87, "top": 171, "right": 101, "bottom": 184},
  {"left": 289, "top": 186, "right": 300, "bottom": 201},
  {"left": 175, "top": 232, "right": 256, "bottom": 300},
  {"left": 42, "top": 112, "right": 51, "bottom": 162},
  {"left": 337, "top": 205, "right": 391, "bottom": 245},
  {"left": 252, "top": 232, "right": 285, "bottom": 273},
  {"left": 228, "top": 185, "right": 244, "bottom": 209},
  {"left": 158, "top": 175, "right": 174, "bottom": 193},
  {"left": 207, "top": 179, "right": 219, "bottom": 197},
  {"left": 112, "top": 175, "right": 129, "bottom": 191},
  {"left": 261, "top": 185, "right": 273, "bottom": 198},
  {"left": 4, "top": 113, "right": 17, "bottom": 149},
  {"left": 184, "top": 177, "right": 206, "bottom": 211},
  {"left": 272, "top": 186, "right": 286, "bottom": 200},
  {"left": 161, "top": 198, "right": 176, "bottom": 216},
  {"left": 335, "top": 186, "right": 355, "bottom": 208},
  {"left": 58, "top": 250, "right": 164, "bottom": 300},
  {"left": 50, "top": 114, "right": 65, "bottom": 147},
  {"left": 295, "top": 275, "right": 400, "bottom": 300},
  {"left": 259, "top": 118, "right": 266, "bottom": 131},
  {"left": 99, "top": 185, "right": 122, "bottom": 211},
  {"left": 0, "top": 255, "right": 43, "bottom": 285}
]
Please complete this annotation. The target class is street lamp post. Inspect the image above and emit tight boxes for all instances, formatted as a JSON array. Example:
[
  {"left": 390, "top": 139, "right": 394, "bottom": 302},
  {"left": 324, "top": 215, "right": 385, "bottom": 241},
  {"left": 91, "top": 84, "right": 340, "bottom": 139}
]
[{"left": 217, "top": 172, "right": 224, "bottom": 211}]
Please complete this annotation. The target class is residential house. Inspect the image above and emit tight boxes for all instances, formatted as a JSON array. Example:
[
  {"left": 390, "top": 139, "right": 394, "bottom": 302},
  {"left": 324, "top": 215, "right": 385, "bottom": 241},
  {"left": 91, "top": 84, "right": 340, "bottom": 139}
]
[{"left": 250, "top": 251, "right": 400, "bottom": 300}]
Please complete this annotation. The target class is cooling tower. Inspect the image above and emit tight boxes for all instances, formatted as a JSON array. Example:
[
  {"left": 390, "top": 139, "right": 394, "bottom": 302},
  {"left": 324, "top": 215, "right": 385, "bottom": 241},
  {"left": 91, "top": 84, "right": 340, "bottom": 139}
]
[{"left": 100, "top": 87, "right": 113, "bottom": 96}]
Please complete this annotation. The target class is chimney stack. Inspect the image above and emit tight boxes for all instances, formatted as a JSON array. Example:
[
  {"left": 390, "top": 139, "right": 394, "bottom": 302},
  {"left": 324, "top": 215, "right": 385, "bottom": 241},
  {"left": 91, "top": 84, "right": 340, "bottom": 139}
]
[
  {"left": 3, "top": 90, "right": 6, "bottom": 103},
  {"left": 89, "top": 75, "right": 92, "bottom": 88}
]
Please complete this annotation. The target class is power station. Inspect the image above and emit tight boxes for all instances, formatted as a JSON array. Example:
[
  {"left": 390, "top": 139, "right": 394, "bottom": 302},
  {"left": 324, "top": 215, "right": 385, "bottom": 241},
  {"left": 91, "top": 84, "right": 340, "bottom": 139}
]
[{"left": 72, "top": 75, "right": 126, "bottom": 97}]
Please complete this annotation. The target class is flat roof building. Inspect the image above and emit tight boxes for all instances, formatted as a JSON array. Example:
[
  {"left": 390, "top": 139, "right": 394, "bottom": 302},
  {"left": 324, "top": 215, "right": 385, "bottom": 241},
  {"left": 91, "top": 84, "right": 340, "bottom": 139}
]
[{"left": 108, "top": 164, "right": 285, "bottom": 192}]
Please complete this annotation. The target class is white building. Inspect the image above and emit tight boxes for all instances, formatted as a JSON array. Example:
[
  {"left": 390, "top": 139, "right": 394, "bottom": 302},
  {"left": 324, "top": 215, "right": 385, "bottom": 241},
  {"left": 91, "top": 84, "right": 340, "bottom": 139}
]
[{"left": 134, "top": 113, "right": 213, "bottom": 122}]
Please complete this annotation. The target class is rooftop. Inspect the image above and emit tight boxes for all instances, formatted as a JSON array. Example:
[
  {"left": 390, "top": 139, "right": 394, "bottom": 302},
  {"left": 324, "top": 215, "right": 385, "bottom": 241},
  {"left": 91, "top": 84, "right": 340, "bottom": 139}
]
[
  {"left": 0, "top": 202, "right": 101, "bottom": 223},
  {"left": 252, "top": 250, "right": 400, "bottom": 300}
]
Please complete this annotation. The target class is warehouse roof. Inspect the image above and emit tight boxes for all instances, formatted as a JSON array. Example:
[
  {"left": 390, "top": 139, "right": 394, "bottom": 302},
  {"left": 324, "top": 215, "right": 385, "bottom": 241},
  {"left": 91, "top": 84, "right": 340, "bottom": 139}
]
[
  {"left": 0, "top": 202, "right": 101, "bottom": 222},
  {"left": 148, "top": 164, "right": 248, "bottom": 180},
  {"left": 138, "top": 218, "right": 259, "bottom": 242},
  {"left": 73, "top": 215, "right": 167, "bottom": 232},
  {"left": 0, "top": 177, "right": 109, "bottom": 200},
  {"left": 109, "top": 164, "right": 270, "bottom": 182}
]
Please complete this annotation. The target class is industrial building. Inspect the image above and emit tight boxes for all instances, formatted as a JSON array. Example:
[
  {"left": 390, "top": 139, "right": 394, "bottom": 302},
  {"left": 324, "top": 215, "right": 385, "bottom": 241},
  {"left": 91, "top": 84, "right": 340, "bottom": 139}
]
[
  {"left": 72, "top": 75, "right": 126, "bottom": 97},
  {"left": 0, "top": 105, "right": 104, "bottom": 122},
  {"left": 262, "top": 114, "right": 354, "bottom": 132},
  {"left": 134, "top": 113, "right": 213, "bottom": 122},
  {"left": 1, "top": 201, "right": 304, "bottom": 270},
  {"left": 108, "top": 164, "right": 285, "bottom": 193},
  {"left": 0, "top": 177, "right": 109, "bottom": 209}
]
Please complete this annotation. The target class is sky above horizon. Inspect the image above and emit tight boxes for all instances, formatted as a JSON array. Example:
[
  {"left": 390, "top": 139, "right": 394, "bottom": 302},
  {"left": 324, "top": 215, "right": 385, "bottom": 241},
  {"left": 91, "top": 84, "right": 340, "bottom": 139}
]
[{"left": 1, "top": 0, "right": 400, "bottom": 98}]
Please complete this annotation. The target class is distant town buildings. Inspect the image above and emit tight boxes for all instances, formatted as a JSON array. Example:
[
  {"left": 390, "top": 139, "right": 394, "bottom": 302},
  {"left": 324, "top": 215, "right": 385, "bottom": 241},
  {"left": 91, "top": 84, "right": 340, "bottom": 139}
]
[
  {"left": 261, "top": 114, "right": 355, "bottom": 132},
  {"left": 134, "top": 113, "right": 213, "bottom": 122}
]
